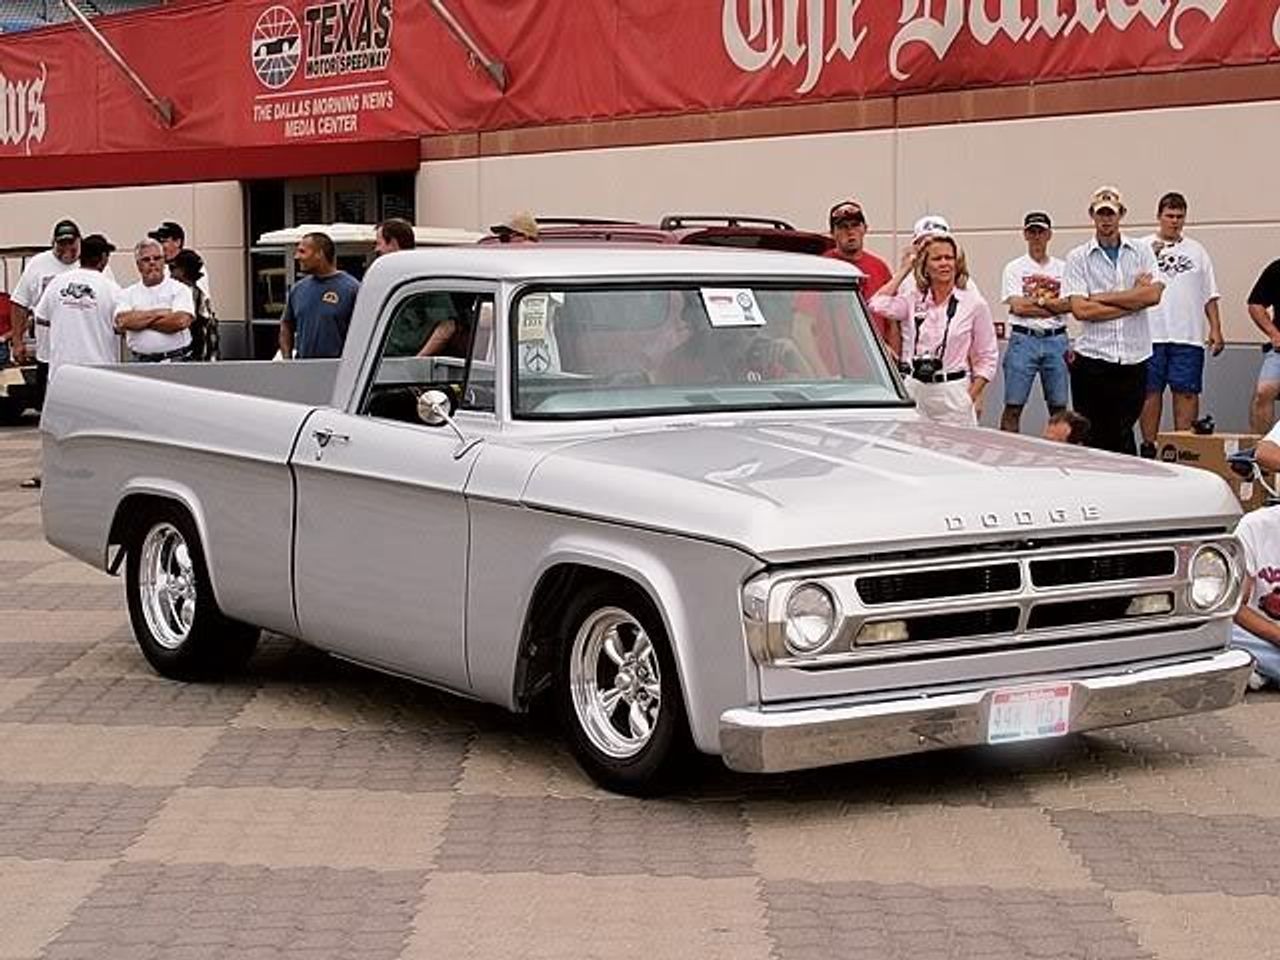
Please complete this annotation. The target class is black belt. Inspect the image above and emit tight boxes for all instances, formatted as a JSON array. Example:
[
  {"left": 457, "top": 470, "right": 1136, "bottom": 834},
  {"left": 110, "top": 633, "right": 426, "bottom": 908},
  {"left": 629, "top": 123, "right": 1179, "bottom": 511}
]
[
  {"left": 1011, "top": 324, "right": 1066, "bottom": 338},
  {"left": 909, "top": 369, "right": 967, "bottom": 384},
  {"left": 131, "top": 346, "right": 191, "bottom": 362}
]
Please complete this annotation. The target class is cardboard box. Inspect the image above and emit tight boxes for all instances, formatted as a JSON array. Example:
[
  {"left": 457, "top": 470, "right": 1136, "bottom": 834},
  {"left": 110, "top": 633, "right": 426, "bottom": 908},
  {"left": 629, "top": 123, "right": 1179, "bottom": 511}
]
[{"left": 1156, "top": 430, "right": 1273, "bottom": 511}]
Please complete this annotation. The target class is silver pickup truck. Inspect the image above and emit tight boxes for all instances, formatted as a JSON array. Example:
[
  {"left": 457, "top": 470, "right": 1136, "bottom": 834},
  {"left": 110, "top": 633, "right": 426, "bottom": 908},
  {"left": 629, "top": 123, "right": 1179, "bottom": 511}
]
[{"left": 41, "top": 246, "right": 1251, "bottom": 794}]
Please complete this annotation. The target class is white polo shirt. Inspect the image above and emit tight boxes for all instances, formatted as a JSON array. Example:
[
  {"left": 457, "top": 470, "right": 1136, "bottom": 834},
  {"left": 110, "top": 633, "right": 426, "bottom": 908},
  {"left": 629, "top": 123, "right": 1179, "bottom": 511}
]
[{"left": 1062, "top": 234, "right": 1158, "bottom": 365}]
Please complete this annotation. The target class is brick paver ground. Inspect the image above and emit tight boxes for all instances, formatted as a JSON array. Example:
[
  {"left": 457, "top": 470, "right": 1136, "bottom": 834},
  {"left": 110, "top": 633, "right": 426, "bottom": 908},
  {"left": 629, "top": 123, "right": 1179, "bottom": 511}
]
[{"left": 2, "top": 422, "right": 1279, "bottom": 959}]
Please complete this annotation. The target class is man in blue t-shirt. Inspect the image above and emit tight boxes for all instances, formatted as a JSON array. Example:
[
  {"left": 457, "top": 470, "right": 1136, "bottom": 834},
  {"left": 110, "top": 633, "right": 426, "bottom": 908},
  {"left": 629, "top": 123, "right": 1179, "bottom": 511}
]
[{"left": 278, "top": 232, "right": 360, "bottom": 359}]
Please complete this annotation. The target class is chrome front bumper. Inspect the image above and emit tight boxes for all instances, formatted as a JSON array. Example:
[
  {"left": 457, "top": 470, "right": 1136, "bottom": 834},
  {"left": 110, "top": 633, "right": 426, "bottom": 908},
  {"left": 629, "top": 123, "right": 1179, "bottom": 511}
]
[{"left": 719, "top": 649, "right": 1253, "bottom": 774}]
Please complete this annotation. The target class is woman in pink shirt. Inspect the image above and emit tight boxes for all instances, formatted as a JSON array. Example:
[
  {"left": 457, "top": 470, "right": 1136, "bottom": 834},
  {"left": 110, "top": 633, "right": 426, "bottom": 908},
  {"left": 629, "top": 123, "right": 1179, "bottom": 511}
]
[{"left": 869, "top": 235, "right": 998, "bottom": 427}]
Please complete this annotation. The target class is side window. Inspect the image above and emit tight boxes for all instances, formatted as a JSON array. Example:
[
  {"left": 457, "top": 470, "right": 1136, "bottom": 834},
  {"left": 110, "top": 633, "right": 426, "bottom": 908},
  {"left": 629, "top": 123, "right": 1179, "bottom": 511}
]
[{"left": 362, "top": 289, "right": 496, "bottom": 423}]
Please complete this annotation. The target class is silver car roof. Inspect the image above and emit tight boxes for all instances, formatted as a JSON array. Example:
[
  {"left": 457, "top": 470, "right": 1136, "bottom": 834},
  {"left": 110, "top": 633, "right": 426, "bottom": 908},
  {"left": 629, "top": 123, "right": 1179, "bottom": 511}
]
[{"left": 362, "top": 244, "right": 865, "bottom": 283}]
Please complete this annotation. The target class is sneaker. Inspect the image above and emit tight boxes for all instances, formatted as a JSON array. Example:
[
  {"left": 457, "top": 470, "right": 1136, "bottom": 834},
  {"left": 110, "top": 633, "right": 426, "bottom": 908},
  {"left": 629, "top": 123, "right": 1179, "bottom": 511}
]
[
  {"left": 1248, "top": 670, "right": 1268, "bottom": 692},
  {"left": 1139, "top": 441, "right": 1157, "bottom": 460}
]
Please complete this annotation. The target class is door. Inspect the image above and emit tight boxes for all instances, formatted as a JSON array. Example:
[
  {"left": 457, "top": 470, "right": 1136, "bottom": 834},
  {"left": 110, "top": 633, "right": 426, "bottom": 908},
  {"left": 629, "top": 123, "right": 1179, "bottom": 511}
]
[{"left": 290, "top": 285, "right": 497, "bottom": 691}]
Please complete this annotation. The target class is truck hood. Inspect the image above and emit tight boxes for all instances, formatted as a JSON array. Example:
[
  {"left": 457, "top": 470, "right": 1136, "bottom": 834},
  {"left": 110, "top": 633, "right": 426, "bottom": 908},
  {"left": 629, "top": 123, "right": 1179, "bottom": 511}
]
[{"left": 519, "top": 418, "right": 1240, "bottom": 562}]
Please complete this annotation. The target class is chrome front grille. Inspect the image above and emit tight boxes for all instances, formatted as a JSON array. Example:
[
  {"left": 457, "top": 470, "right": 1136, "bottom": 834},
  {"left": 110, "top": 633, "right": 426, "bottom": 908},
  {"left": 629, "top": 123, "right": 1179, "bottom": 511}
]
[
  {"left": 856, "top": 563, "right": 1021, "bottom": 605},
  {"left": 1029, "top": 549, "right": 1176, "bottom": 588},
  {"left": 748, "top": 534, "right": 1240, "bottom": 668}
]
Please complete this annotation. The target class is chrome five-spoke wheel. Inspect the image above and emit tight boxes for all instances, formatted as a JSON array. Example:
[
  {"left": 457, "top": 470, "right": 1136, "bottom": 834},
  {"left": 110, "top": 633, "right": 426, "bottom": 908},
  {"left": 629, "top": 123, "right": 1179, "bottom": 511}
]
[
  {"left": 125, "top": 503, "right": 259, "bottom": 681},
  {"left": 569, "top": 606, "right": 663, "bottom": 759},
  {"left": 138, "top": 522, "right": 197, "bottom": 650}
]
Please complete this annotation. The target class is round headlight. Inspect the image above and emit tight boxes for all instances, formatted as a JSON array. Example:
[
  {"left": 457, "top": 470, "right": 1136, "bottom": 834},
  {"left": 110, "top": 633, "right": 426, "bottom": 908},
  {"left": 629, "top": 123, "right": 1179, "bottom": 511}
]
[
  {"left": 784, "top": 583, "right": 837, "bottom": 655},
  {"left": 1190, "top": 546, "right": 1232, "bottom": 611}
]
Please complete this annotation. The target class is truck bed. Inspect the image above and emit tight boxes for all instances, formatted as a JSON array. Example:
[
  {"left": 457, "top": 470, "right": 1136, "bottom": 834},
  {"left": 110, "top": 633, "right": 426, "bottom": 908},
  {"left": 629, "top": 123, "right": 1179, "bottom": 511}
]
[{"left": 40, "top": 361, "right": 339, "bottom": 637}]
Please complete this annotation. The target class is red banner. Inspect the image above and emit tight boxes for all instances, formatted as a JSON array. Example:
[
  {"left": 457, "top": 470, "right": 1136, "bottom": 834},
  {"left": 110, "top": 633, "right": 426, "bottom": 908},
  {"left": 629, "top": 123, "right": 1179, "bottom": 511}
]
[{"left": 0, "top": 0, "right": 1277, "bottom": 162}]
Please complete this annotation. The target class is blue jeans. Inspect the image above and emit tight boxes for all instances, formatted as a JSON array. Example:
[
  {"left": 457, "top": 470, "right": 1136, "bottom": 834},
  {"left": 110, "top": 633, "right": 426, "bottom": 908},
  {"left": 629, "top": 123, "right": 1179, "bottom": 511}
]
[
  {"left": 1002, "top": 329, "right": 1069, "bottom": 408},
  {"left": 1231, "top": 625, "right": 1280, "bottom": 683}
]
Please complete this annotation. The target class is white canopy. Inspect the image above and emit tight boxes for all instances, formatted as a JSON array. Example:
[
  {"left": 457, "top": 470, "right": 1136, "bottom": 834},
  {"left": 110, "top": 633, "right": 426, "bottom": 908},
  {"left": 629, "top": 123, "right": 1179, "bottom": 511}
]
[{"left": 257, "top": 223, "right": 484, "bottom": 248}]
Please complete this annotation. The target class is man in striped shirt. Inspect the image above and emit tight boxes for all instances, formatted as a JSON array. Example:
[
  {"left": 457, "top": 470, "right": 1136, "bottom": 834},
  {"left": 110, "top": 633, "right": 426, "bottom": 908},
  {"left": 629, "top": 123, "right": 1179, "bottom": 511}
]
[{"left": 1062, "top": 186, "right": 1164, "bottom": 455}]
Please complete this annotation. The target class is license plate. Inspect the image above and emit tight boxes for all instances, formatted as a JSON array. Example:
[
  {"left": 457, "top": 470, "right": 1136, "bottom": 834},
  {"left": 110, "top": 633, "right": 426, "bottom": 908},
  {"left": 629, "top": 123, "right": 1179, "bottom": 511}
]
[{"left": 987, "top": 684, "right": 1073, "bottom": 744}]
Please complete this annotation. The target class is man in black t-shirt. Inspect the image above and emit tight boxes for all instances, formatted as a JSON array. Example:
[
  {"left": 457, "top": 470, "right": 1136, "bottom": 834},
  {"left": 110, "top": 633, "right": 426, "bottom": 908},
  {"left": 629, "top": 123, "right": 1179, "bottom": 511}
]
[{"left": 1248, "top": 259, "right": 1280, "bottom": 433}]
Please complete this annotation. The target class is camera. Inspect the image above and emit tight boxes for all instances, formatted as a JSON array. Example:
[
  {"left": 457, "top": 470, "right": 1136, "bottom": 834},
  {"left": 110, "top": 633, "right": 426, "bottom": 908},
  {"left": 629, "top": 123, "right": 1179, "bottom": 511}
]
[{"left": 910, "top": 356, "right": 941, "bottom": 381}]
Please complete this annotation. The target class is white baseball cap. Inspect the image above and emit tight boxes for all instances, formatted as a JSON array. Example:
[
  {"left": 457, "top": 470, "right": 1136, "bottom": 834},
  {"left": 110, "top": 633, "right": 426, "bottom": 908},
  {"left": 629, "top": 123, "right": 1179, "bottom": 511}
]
[{"left": 911, "top": 214, "right": 951, "bottom": 241}]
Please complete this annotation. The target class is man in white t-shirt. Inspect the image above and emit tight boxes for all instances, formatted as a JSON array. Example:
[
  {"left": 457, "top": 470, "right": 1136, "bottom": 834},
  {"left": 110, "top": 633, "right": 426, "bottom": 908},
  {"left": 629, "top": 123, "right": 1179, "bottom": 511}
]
[
  {"left": 999, "top": 212, "right": 1073, "bottom": 433},
  {"left": 1231, "top": 419, "right": 1280, "bottom": 688},
  {"left": 37, "top": 234, "right": 121, "bottom": 381},
  {"left": 10, "top": 219, "right": 82, "bottom": 411},
  {"left": 113, "top": 239, "right": 194, "bottom": 362},
  {"left": 22, "top": 235, "right": 120, "bottom": 490},
  {"left": 1138, "top": 192, "right": 1222, "bottom": 458}
]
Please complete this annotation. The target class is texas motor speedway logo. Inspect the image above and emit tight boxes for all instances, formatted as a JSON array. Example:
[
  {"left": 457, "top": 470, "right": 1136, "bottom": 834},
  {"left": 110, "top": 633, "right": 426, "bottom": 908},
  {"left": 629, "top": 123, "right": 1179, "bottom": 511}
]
[
  {"left": 251, "top": 0, "right": 396, "bottom": 141},
  {"left": 252, "top": 0, "right": 392, "bottom": 90}
]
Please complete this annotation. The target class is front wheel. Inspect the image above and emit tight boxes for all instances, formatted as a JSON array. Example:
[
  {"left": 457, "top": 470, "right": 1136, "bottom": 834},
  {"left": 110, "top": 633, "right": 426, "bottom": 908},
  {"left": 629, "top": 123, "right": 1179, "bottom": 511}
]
[
  {"left": 556, "top": 583, "right": 691, "bottom": 795},
  {"left": 125, "top": 504, "right": 258, "bottom": 681}
]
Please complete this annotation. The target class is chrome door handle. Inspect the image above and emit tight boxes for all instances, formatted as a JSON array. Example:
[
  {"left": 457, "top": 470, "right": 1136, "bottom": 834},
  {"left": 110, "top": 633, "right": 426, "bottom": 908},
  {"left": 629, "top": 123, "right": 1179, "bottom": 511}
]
[{"left": 312, "top": 428, "right": 350, "bottom": 459}]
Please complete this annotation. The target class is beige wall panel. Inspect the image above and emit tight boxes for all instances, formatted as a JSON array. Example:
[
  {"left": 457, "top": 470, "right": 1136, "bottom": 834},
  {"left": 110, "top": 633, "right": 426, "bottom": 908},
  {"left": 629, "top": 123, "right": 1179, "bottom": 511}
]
[
  {"left": 418, "top": 160, "right": 480, "bottom": 229},
  {"left": 897, "top": 101, "right": 1280, "bottom": 233},
  {"left": 422, "top": 128, "right": 896, "bottom": 236},
  {"left": 192, "top": 182, "right": 245, "bottom": 250}
]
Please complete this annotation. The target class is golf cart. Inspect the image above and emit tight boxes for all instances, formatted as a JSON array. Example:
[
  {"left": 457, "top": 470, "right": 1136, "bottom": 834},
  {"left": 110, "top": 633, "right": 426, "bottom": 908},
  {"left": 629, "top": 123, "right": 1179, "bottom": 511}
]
[{"left": 0, "top": 246, "right": 48, "bottom": 425}]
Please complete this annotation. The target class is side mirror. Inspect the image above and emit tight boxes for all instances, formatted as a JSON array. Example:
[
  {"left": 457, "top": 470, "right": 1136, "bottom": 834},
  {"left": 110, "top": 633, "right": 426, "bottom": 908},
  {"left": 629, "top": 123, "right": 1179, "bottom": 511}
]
[
  {"left": 417, "top": 388, "right": 453, "bottom": 427},
  {"left": 416, "top": 387, "right": 483, "bottom": 460}
]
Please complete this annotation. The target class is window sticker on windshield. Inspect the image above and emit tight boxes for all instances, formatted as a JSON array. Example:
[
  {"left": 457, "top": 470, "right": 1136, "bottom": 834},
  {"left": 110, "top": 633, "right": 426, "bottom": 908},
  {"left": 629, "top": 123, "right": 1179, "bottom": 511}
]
[
  {"left": 518, "top": 294, "right": 549, "bottom": 342},
  {"left": 701, "top": 288, "right": 765, "bottom": 328}
]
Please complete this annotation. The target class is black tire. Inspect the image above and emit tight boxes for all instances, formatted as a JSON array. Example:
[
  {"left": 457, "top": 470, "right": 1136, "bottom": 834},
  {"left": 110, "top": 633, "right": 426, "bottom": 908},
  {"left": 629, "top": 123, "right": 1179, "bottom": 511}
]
[
  {"left": 124, "top": 502, "right": 259, "bottom": 681},
  {"left": 555, "top": 580, "right": 692, "bottom": 796},
  {"left": 0, "top": 397, "right": 23, "bottom": 426}
]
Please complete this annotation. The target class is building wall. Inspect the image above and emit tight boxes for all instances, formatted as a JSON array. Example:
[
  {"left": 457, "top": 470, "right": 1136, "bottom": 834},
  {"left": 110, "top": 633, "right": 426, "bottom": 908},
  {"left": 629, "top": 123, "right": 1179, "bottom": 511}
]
[
  {"left": 0, "top": 181, "right": 245, "bottom": 322},
  {"left": 419, "top": 98, "right": 1280, "bottom": 347}
]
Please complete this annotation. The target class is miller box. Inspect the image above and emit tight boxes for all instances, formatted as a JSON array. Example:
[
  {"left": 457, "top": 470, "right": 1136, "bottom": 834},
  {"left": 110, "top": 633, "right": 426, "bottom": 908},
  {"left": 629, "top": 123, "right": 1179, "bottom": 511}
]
[{"left": 1156, "top": 430, "right": 1272, "bottom": 512}]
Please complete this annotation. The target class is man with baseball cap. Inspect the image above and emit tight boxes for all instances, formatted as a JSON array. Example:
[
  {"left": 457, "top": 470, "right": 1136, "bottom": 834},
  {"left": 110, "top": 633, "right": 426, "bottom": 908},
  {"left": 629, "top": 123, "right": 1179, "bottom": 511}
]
[
  {"left": 489, "top": 211, "right": 540, "bottom": 243},
  {"left": 999, "top": 211, "right": 1072, "bottom": 433},
  {"left": 148, "top": 220, "right": 212, "bottom": 301},
  {"left": 1061, "top": 186, "right": 1164, "bottom": 454},
  {"left": 824, "top": 200, "right": 896, "bottom": 354},
  {"left": 9, "top": 219, "right": 83, "bottom": 415}
]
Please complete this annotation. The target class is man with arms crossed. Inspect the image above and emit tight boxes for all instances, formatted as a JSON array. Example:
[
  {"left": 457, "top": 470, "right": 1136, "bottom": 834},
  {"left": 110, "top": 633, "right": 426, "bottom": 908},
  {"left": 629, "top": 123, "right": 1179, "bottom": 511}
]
[
  {"left": 1138, "top": 192, "right": 1222, "bottom": 456},
  {"left": 1062, "top": 186, "right": 1164, "bottom": 454},
  {"left": 114, "top": 239, "right": 194, "bottom": 363},
  {"left": 999, "top": 212, "right": 1072, "bottom": 433}
]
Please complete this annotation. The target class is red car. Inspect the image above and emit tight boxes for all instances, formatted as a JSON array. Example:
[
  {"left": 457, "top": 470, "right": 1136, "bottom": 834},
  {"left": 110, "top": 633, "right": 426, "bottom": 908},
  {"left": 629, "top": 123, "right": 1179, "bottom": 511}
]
[{"left": 480, "top": 215, "right": 833, "bottom": 256}]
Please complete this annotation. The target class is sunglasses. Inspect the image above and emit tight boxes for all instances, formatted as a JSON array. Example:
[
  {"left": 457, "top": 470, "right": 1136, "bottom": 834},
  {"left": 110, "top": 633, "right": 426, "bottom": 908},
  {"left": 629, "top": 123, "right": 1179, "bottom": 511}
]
[{"left": 137, "top": 255, "right": 164, "bottom": 264}]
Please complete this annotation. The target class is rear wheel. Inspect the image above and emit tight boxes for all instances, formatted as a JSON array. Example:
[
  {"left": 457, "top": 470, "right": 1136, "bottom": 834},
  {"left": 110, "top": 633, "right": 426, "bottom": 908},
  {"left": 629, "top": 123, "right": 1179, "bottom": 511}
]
[
  {"left": 0, "top": 396, "right": 23, "bottom": 426},
  {"left": 556, "top": 582, "right": 691, "bottom": 795},
  {"left": 125, "top": 503, "right": 258, "bottom": 680}
]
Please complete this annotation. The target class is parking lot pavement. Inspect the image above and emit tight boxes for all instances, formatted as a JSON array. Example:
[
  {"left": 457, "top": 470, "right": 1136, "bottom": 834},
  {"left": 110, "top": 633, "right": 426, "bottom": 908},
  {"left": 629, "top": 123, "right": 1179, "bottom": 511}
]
[{"left": 3, "top": 422, "right": 1280, "bottom": 960}]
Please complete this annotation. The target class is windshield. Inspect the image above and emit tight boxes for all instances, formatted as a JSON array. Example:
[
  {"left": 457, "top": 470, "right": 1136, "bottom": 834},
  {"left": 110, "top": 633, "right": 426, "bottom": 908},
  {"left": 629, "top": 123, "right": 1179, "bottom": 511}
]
[{"left": 511, "top": 283, "right": 904, "bottom": 418}]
